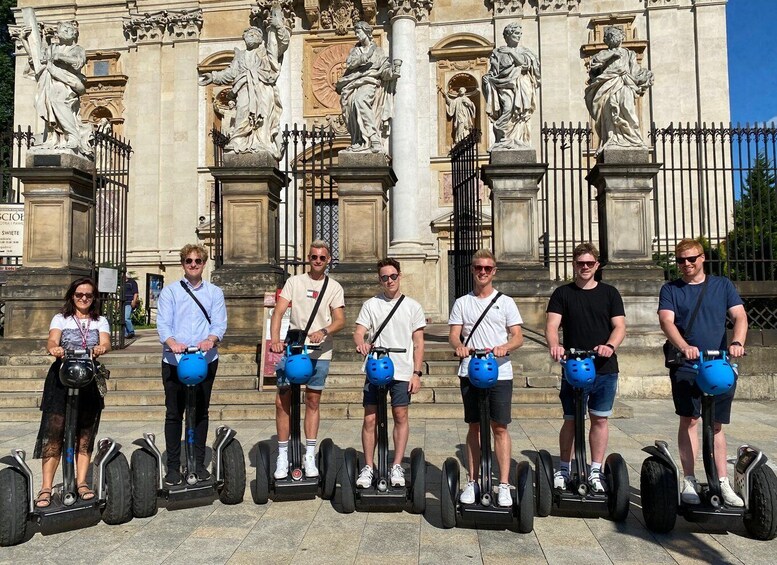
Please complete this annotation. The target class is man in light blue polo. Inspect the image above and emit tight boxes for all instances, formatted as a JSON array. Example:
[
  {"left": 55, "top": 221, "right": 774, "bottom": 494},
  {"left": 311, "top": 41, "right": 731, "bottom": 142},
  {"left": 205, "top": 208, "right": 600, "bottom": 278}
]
[{"left": 157, "top": 244, "right": 227, "bottom": 486}]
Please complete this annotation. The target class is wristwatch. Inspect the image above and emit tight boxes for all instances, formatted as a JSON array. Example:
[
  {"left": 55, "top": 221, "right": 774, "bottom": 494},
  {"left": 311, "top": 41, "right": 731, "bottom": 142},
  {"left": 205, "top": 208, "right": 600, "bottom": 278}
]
[
  {"left": 320, "top": 328, "right": 329, "bottom": 336},
  {"left": 413, "top": 370, "right": 423, "bottom": 377}
]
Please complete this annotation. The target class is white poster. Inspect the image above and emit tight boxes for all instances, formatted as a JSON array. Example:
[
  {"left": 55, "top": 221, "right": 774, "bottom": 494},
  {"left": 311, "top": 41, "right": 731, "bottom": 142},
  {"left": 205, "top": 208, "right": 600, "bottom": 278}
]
[
  {"left": 0, "top": 204, "right": 24, "bottom": 257},
  {"left": 98, "top": 267, "right": 119, "bottom": 293}
]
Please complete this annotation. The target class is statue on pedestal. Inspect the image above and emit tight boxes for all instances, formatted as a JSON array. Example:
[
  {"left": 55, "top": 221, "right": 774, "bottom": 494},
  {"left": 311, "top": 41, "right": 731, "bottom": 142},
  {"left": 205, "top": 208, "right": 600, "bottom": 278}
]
[
  {"left": 585, "top": 26, "right": 654, "bottom": 155},
  {"left": 482, "top": 22, "right": 540, "bottom": 151},
  {"left": 439, "top": 86, "right": 477, "bottom": 145},
  {"left": 199, "top": 6, "right": 290, "bottom": 159},
  {"left": 18, "top": 9, "right": 92, "bottom": 157},
  {"left": 336, "top": 21, "right": 401, "bottom": 154}
]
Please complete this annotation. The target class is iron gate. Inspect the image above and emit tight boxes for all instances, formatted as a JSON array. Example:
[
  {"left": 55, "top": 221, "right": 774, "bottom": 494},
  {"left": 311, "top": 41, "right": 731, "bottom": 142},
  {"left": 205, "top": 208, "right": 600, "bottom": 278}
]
[{"left": 92, "top": 130, "right": 132, "bottom": 348}]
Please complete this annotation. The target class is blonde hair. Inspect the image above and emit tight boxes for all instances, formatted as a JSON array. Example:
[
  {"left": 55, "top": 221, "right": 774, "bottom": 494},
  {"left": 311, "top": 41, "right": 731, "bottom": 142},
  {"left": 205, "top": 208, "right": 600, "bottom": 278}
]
[
  {"left": 179, "top": 244, "right": 208, "bottom": 263},
  {"left": 471, "top": 248, "right": 496, "bottom": 265},
  {"left": 675, "top": 238, "right": 704, "bottom": 257},
  {"left": 309, "top": 239, "right": 331, "bottom": 257}
]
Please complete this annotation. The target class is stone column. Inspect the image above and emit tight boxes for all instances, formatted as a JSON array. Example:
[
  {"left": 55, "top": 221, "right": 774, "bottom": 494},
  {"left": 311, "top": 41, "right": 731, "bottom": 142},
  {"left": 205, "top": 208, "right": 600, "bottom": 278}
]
[
  {"left": 481, "top": 149, "right": 551, "bottom": 327},
  {"left": 0, "top": 154, "right": 95, "bottom": 353},
  {"left": 587, "top": 149, "right": 664, "bottom": 330},
  {"left": 209, "top": 152, "right": 285, "bottom": 349},
  {"left": 330, "top": 152, "right": 396, "bottom": 323}
]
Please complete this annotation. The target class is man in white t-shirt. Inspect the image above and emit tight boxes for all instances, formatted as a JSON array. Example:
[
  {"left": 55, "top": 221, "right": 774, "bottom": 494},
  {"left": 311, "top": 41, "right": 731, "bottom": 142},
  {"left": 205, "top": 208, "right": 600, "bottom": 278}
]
[
  {"left": 448, "top": 249, "right": 524, "bottom": 507},
  {"left": 353, "top": 258, "right": 426, "bottom": 489},
  {"left": 270, "top": 240, "right": 345, "bottom": 479}
]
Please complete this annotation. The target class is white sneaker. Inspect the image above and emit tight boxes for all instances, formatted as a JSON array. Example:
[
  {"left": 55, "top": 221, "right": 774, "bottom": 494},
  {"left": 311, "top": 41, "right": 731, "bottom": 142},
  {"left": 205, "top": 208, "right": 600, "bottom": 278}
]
[
  {"left": 553, "top": 470, "right": 570, "bottom": 490},
  {"left": 681, "top": 476, "right": 701, "bottom": 505},
  {"left": 720, "top": 477, "right": 745, "bottom": 507},
  {"left": 588, "top": 469, "right": 607, "bottom": 493},
  {"left": 274, "top": 452, "right": 288, "bottom": 479},
  {"left": 497, "top": 483, "right": 513, "bottom": 507},
  {"left": 356, "top": 465, "right": 373, "bottom": 488},
  {"left": 304, "top": 453, "right": 319, "bottom": 478},
  {"left": 390, "top": 464, "right": 405, "bottom": 487},
  {"left": 460, "top": 480, "right": 479, "bottom": 504}
]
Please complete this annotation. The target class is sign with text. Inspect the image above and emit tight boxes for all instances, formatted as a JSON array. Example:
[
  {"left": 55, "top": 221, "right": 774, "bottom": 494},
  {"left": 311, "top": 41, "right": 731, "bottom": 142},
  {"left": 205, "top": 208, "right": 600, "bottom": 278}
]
[{"left": 0, "top": 204, "right": 24, "bottom": 257}]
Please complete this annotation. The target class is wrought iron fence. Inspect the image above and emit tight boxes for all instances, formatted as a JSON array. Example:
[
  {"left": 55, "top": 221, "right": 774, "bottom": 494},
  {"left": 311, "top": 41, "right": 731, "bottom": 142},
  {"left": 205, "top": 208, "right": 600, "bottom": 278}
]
[{"left": 449, "top": 129, "right": 484, "bottom": 300}]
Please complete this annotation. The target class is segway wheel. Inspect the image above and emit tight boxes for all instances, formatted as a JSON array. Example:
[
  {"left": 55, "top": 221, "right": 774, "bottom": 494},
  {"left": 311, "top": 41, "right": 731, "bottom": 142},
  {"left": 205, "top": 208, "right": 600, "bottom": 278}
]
[
  {"left": 253, "top": 440, "right": 271, "bottom": 505},
  {"left": 743, "top": 463, "right": 777, "bottom": 540},
  {"left": 515, "top": 460, "right": 535, "bottom": 534},
  {"left": 410, "top": 447, "right": 426, "bottom": 514},
  {"left": 640, "top": 456, "right": 677, "bottom": 534},
  {"left": 219, "top": 438, "right": 246, "bottom": 505},
  {"left": 0, "top": 467, "right": 28, "bottom": 547},
  {"left": 318, "top": 438, "right": 338, "bottom": 500},
  {"left": 604, "top": 453, "right": 630, "bottom": 522},
  {"left": 102, "top": 452, "right": 132, "bottom": 525},
  {"left": 440, "top": 457, "right": 459, "bottom": 529},
  {"left": 130, "top": 448, "right": 158, "bottom": 518},
  {"left": 339, "top": 447, "right": 358, "bottom": 514},
  {"left": 534, "top": 450, "right": 554, "bottom": 518}
]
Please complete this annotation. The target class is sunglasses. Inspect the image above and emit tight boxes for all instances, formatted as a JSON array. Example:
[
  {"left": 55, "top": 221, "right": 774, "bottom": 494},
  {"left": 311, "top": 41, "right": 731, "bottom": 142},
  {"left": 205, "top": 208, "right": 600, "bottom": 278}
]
[
  {"left": 74, "top": 292, "right": 94, "bottom": 300},
  {"left": 309, "top": 254, "right": 328, "bottom": 261},
  {"left": 472, "top": 265, "right": 495, "bottom": 273},
  {"left": 184, "top": 258, "right": 204, "bottom": 265},
  {"left": 575, "top": 260, "right": 597, "bottom": 268},
  {"left": 675, "top": 254, "right": 703, "bottom": 264},
  {"left": 380, "top": 273, "right": 399, "bottom": 282}
]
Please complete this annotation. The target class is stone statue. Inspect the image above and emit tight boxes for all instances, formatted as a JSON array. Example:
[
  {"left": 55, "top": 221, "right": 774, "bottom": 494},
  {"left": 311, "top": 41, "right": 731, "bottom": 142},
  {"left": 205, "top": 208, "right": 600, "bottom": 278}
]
[
  {"left": 482, "top": 22, "right": 540, "bottom": 151},
  {"left": 585, "top": 26, "right": 654, "bottom": 155},
  {"left": 199, "top": 7, "right": 290, "bottom": 159},
  {"left": 439, "top": 86, "right": 477, "bottom": 145},
  {"left": 19, "top": 11, "right": 92, "bottom": 156},
  {"left": 335, "top": 21, "right": 401, "bottom": 154}
]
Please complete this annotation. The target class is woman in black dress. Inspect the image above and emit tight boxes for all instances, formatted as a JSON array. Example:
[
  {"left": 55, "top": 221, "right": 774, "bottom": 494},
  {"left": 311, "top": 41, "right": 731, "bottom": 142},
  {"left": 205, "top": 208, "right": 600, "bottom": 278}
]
[{"left": 33, "top": 277, "right": 110, "bottom": 507}]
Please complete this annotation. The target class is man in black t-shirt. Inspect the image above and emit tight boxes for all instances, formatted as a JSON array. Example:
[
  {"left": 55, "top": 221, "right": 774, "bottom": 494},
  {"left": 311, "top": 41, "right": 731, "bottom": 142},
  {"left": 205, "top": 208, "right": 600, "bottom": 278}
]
[{"left": 545, "top": 243, "right": 626, "bottom": 493}]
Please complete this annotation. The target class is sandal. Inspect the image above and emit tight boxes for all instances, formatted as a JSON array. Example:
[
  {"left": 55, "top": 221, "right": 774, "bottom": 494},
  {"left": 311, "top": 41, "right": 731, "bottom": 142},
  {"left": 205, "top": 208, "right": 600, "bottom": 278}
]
[
  {"left": 35, "top": 488, "right": 52, "bottom": 508},
  {"left": 77, "top": 483, "right": 95, "bottom": 501}
]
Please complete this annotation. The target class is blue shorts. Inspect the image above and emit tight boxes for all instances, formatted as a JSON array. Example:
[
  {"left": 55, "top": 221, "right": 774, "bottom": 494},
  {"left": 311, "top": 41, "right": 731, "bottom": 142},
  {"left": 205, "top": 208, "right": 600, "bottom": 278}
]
[
  {"left": 559, "top": 372, "right": 618, "bottom": 419},
  {"left": 670, "top": 368, "right": 736, "bottom": 424},
  {"left": 275, "top": 357, "right": 331, "bottom": 391},
  {"left": 362, "top": 378, "right": 411, "bottom": 407}
]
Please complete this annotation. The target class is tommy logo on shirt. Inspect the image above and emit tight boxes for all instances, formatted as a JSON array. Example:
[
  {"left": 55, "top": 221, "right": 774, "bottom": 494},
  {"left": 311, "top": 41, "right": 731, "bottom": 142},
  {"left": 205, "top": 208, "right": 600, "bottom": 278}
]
[{"left": 306, "top": 289, "right": 319, "bottom": 299}]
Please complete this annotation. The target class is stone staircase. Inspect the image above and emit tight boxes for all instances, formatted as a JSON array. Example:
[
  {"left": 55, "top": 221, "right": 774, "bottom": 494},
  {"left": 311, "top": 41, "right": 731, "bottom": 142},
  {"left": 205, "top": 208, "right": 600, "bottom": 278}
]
[{"left": 0, "top": 328, "right": 633, "bottom": 421}]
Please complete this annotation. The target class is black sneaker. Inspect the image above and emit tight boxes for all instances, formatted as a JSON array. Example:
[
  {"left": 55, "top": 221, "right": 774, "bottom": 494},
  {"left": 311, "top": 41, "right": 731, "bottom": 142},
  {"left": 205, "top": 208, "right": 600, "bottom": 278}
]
[
  {"left": 164, "top": 468, "right": 182, "bottom": 486},
  {"left": 196, "top": 465, "right": 211, "bottom": 482}
]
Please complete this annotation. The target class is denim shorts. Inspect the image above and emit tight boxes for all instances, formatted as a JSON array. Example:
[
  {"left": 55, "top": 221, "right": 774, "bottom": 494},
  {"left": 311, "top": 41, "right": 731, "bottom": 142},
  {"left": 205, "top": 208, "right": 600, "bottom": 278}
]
[
  {"left": 362, "top": 378, "right": 411, "bottom": 407},
  {"left": 275, "top": 357, "right": 331, "bottom": 391},
  {"left": 670, "top": 368, "right": 736, "bottom": 424},
  {"left": 559, "top": 372, "right": 618, "bottom": 419}
]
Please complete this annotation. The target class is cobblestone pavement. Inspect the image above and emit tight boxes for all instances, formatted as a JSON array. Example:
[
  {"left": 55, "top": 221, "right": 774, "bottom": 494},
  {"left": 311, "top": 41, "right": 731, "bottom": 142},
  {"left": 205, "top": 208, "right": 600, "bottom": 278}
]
[{"left": 1, "top": 399, "right": 777, "bottom": 564}]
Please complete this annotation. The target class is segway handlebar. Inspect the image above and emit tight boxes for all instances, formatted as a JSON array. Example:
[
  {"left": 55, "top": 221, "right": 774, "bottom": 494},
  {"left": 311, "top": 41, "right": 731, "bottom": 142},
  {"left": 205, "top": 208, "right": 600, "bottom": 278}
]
[
  {"left": 451, "top": 348, "right": 509, "bottom": 357},
  {"left": 563, "top": 348, "right": 597, "bottom": 360},
  {"left": 370, "top": 347, "right": 407, "bottom": 355},
  {"left": 64, "top": 348, "right": 91, "bottom": 357},
  {"left": 164, "top": 346, "right": 203, "bottom": 354}
]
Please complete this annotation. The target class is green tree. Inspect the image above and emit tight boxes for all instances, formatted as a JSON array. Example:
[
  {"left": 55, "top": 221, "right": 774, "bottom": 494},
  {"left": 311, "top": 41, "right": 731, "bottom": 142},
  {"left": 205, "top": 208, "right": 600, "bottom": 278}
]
[{"left": 725, "top": 154, "right": 777, "bottom": 281}]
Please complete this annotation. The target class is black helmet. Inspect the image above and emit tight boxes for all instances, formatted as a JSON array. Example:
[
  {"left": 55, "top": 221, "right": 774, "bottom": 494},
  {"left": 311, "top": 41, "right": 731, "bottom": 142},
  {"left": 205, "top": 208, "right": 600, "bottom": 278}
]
[{"left": 59, "top": 357, "right": 95, "bottom": 388}]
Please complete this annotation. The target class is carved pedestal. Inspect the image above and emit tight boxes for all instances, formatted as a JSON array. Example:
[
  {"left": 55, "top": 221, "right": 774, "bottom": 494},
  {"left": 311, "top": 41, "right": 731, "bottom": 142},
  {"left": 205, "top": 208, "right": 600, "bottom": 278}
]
[
  {"left": 587, "top": 149, "right": 665, "bottom": 331},
  {"left": 209, "top": 152, "right": 285, "bottom": 349},
  {"left": 481, "top": 149, "right": 552, "bottom": 327},
  {"left": 0, "top": 153, "right": 95, "bottom": 354},
  {"left": 330, "top": 151, "right": 396, "bottom": 323}
]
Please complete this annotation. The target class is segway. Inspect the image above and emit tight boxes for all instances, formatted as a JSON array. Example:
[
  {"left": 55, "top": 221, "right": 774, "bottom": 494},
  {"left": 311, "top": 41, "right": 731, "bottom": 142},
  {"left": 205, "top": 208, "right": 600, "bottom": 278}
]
[
  {"left": 252, "top": 343, "right": 338, "bottom": 504},
  {"left": 641, "top": 350, "right": 777, "bottom": 540},
  {"left": 130, "top": 347, "right": 245, "bottom": 517},
  {"left": 339, "top": 347, "right": 426, "bottom": 514},
  {"left": 0, "top": 349, "right": 132, "bottom": 546},
  {"left": 534, "top": 349, "right": 630, "bottom": 522},
  {"left": 440, "top": 350, "right": 534, "bottom": 532}
]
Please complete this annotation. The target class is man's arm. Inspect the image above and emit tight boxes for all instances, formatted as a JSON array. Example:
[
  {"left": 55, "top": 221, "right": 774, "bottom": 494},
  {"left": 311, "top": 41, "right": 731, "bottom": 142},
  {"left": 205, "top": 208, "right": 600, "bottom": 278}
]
[
  {"left": 353, "top": 323, "right": 371, "bottom": 355},
  {"left": 594, "top": 315, "right": 626, "bottom": 359},
  {"left": 659, "top": 308, "right": 698, "bottom": 360},
  {"left": 308, "top": 305, "right": 346, "bottom": 344},
  {"left": 449, "top": 324, "right": 469, "bottom": 358},
  {"left": 728, "top": 304, "right": 747, "bottom": 358},
  {"left": 131, "top": 291, "right": 139, "bottom": 309},
  {"left": 493, "top": 324, "right": 523, "bottom": 357},
  {"left": 269, "top": 296, "right": 290, "bottom": 353},
  {"left": 545, "top": 311, "right": 564, "bottom": 361},
  {"left": 409, "top": 327, "right": 424, "bottom": 393}
]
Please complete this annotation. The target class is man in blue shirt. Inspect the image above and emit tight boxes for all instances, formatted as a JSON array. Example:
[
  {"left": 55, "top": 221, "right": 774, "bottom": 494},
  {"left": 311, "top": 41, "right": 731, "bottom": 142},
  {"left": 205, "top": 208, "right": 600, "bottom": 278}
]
[
  {"left": 157, "top": 244, "right": 227, "bottom": 485},
  {"left": 124, "top": 276, "right": 139, "bottom": 338},
  {"left": 658, "top": 238, "right": 747, "bottom": 507}
]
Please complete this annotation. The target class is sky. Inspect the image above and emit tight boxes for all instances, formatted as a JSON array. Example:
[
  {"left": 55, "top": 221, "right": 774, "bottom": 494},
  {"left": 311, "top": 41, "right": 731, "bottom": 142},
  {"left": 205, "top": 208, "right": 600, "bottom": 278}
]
[{"left": 726, "top": 0, "right": 777, "bottom": 125}]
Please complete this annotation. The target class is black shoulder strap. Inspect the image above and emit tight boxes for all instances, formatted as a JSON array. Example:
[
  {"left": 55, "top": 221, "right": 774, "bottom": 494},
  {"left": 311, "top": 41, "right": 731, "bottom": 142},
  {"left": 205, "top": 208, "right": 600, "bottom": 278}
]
[
  {"left": 180, "top": 280, "right": 211, "bottom": 324},
  {"left": 464, "top": 291, "right": 503, "bottom": 347},
  {"left": 303, "top": 276, "right": 329, "bottom": 335},
  {"left": 683, "top": 276, "right": 710, "bottom": 337},
  {"left": 369, "top": 295, "right": 406, "bottom": 345}
]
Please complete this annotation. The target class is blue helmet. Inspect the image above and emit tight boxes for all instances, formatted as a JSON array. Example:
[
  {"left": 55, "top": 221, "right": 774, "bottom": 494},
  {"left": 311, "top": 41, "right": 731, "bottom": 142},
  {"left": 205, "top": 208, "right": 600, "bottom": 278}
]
[
  {"left": 284, "top": 345, "right": 314, "bottom": 385},
  {"left": 468, "top": 353, "right": 499, "bottom": 389},
  {"left": 696, "top": 353, "right": 736, "bottom": 396},
  {"left": 59, "top": 358, "right": 95, "bottom": 389},
  {"left": 177, "top": 352, "right": 208, "bottom": 385},
  {"left": 562, "top": 355, "right": 596, "bottom": 388},
  {"left": 366, "top": 355, "right": 394, "bottom": 386}
]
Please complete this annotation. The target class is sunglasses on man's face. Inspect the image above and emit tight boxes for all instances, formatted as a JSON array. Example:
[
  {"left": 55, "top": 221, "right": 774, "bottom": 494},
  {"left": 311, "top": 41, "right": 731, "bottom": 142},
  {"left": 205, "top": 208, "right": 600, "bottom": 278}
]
[
  {"left": 74, "top": 292, "right": 94, "bottom": 300},
  {"left": 575, "top": 260, "right": 597, "bottom": 268},
  {"left": 309, "top": 254, "right": 328, "bottom": 262},
  {"left": 379, "top": 273, "right": 399, "bottom": 282},
  {"left": 472, "top": 264, "right": 495, "bottom": 273},
  {"left": 184, "top": 258, "right": 204, "bottom": 265},
  {"left": 675, "top": 254, "right": 703, "bottom": 265}
]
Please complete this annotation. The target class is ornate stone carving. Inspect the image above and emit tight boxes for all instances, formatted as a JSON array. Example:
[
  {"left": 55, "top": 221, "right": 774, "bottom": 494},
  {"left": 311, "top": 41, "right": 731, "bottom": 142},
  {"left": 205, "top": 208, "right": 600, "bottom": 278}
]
[
  {"left": 310, "top": 114, "right": 349, "bottom": 136},
  {"left": 311, "top": 43, "right": 352, "bottom": 110},
  {"left": 122, "top": 8, "right": 203, "bottom": 43},
  {"left": 535, "top": 0, "right": 581, "bottom": 12},
  {"left": 489, "top": 0, "right": 524, "bottom": 14},
  {"left": 304, "top": 0, "right": 320, "bottom": 29},
  {"left": 252, "top": 1, "right": 295, "bottom": 31},
  {"left": 320, "top": 0, "right": 361, "bottom": 35},
  {"left": 388, "top": 0, "right": 434, "bottom": 22}
]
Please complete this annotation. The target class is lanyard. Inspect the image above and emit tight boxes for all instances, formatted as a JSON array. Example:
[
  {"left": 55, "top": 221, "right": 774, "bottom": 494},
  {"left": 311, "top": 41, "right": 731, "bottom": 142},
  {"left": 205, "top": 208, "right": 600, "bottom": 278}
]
[{"left": 74, "top": 316, "right": 91, "bottom": 348}]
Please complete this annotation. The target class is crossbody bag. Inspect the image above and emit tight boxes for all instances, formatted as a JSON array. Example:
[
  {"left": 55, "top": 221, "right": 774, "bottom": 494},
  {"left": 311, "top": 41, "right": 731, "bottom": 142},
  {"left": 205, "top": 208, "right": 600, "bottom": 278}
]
[
  {"left": 663, "top": 277, "right": 709, "bottom": 368},
  {"left": 285, "top": 276, "right": 329, "bottom": 346}
]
